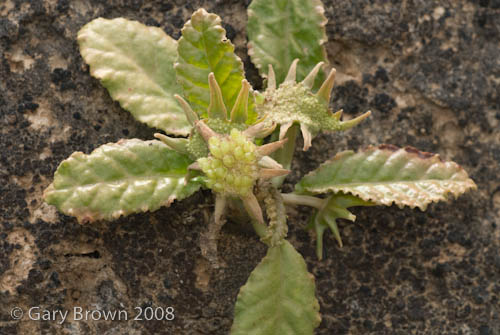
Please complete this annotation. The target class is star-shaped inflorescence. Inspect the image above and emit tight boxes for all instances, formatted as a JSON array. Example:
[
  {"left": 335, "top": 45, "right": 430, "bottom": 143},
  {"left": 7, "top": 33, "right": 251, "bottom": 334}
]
[{"left": 256, "top": 59, "right": 372, "bottom": 150}]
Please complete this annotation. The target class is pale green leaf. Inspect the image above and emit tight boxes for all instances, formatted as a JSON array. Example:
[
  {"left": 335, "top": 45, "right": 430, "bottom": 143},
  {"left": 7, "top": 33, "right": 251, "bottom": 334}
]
[
  {"left": 310, "top": 194, "right": 372, "bottom": 259},
  {"left": 176, "top": 9, "right": 252, "bottom": 119},
  {"left": 78, "top": 18, "right": 190, "bottom": 136},
  {"left": 296, "top": 145, "right": 477, "bottom": 210},
  {"left": 44, "top": 139, "right": 200, "bottom": 223},
  {"left": 231, "top": 240, "right": 321, "bottom": 335},
  {"left": 247, "top": 0, "right": 328, "bottom": 84}
]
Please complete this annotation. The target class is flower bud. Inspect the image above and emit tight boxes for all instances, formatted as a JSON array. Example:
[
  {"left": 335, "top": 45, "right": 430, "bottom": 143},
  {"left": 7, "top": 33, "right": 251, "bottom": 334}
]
[{"left": 197, "top": 129, "right": 260, "bottom": 196}]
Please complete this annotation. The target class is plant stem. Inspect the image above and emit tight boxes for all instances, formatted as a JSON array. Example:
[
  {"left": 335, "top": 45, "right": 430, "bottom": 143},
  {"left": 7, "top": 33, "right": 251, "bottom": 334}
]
[
  {"left": 226, "top": 196, "right": 269, "bottom": 243},
  {"left": 251, "top": 219, "right": 268, "bottom": 240},
  {"left": 271, "top": 124, "right": 299, "bottom": 188},
  {"left": 281, "top": 193, "right": 325, "bottom": 209},
  {"left": 258, "top": 183, "right": 287, "bottom": 246}
]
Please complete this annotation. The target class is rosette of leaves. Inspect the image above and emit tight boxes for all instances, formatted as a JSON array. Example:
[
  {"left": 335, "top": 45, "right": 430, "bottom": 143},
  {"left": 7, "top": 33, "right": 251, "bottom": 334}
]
[
  {"left": 43, "top": 2, "right": 477, "bottom": 335},
  {"left": 44, "top": 7, "right": 321, "bottom": 334}
]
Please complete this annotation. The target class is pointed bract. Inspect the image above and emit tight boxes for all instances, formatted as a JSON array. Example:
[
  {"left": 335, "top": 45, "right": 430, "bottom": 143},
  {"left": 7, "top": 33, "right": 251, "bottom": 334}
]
[
  {"left": 332, "top": 109, "right": 343, "bottom": 120},
  {"left": 242, "top": 193, "right": 265, "bottom": 225},
  {"left": 339, "top": 111, "right": 372, "bottom": 130},
  {"left": 154, "top": 133, "right": 189, "bottom": 155},
  {"left": 257, "top": 139, "right": 288, "bottom": 156},
  {"left": 188, "top": 161, "right": 201, "bottom": 170},
  {"left": 267, "top": 64, "right": 276, "bottom": 91},
  {"left": 325, "top": 216, "right": 343, "bottom": 247},
  {"left": 175, "top": 94, "right": 199, "bottom": 126},
  {"left": 258, "top": 156, "right": 283, "bottom": 169},
  {"left": 300, "top": 123, "right": 313, "bottom": 151},
  {"left": 244, "top": 120, "right": 277, "bottom": 139},
  {"left": 230, "top": 80, "right": 250, "bottom": 123},
  {"left": 316, "top": 68, "right": 336, "bottom": 103},
  {"left": 259, "top": 168, "right": 290, "bottom": 179},
  {"left": 307, "top": 194, "right": 370, "bottom": 259},
  {"left": 195, "top": 120, "right": 219, "bottom": 142},
  {"left": 302, "top": 62, "right": 324, "bottom": 89},
  {"left": 279, "top": 121, "right": 294, "bottom": 140},
  {"left": 284, "top": 58, "right": 299, "bottom": 83},
  {"left": 208, "top": 73, "right": 228, "bottom": 119}
]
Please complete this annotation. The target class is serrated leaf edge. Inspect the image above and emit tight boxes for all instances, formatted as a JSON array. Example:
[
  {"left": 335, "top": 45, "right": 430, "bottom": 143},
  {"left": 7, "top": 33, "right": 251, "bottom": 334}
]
[
  {"left": 231, "top": 240, "right": 321, "bottom": 335},
  {"left": 175, "top": 8, "right": 246, "bottom": 115},
  {"left": 297, "top": 145, "right": 477, "bottom": 210},
  {"left": 77, "top": 18, "right": 190, "bottom": 136},
  {"left": 247, "top": 0, "right": 328, "bottom": 81},
  {"left": 44, "top": 139, "right": 199, "bottom": 224}
]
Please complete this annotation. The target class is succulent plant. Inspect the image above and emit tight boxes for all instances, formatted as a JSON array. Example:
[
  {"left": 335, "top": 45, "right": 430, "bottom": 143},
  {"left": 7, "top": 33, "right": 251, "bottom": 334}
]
[{"left": 44, "top": 0, "right": 476, "bottom": 334}]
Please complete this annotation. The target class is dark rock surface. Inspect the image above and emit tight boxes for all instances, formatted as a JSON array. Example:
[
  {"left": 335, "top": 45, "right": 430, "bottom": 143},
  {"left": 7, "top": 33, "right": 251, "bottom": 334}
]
[{"left": 0, "top": 0, "right": 498, "bottom": 334}]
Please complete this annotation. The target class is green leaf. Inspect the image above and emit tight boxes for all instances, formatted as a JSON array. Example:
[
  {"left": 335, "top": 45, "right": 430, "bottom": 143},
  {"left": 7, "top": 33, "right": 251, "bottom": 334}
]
[
  {"left": 231, "top": 240, "right": 320, "bottom": 335},
  {"left": 296, "top": 145, "right": 477, "bottom": 210},
  {"left": 247, "top": 0, "right": 328, "bottom": 84},
  {"left": 78, "top": 18, "right": 190, "bottom": 136},
  {"left": 310, "top": 194, "right": 372, "bottom": 259},
  {"left": 44, "top": 139, "right": 200, "bottom": 223},
  {"left": 176, "top": 9, "right": 250, "bottom": 118}
]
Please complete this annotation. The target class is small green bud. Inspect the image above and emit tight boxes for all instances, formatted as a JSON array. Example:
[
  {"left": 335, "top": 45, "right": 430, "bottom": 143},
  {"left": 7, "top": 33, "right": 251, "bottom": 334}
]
[
  {"left": 210, "top": 145, "right": 222, "bottom": 158},
  {"left": 241, "top": 176, "right": 253, "bottom": 187},
  {"left": 244, "top": 152, "right": 255, "bottom": 162},
  {"left": 225, "top": 173, "right": 235, "bottom": 185},
  {"left": 206, "top": 169, "right": 215, "bottom": 178},
  {"left": 215, "top": 167, "right": 226, "bottom": 178},
  {"left": 230, "top": 128, "right": 240, "bottom": 140},
  {"left": 213, "top": 183, "right": 224, "bottom": 192},
  {"left": 220, "top": 141, "right": 231, "bottom": 154},
  {"left": 233, "top": 178, "right": 241, "bottom": 187},
  {"left": 198, "top": 158, "right": 210, "bottom": 170},
  {"left": 243, "top": 165, "right": 255, "bottom": 175},
  {"left": 197, "top": 128, "right": 260, "bottom": 196},
  {"left": 244, "top": 142, "right": 254, "bottom": 153},
  {"left": 234, "top": 147, "right": 245, "bottom": 160},
  {"left": 211, "top": 159, "right": 222, "bottom": 169},
  {"left": 223, "top": 155, "right": 234, "bottom": 167}
]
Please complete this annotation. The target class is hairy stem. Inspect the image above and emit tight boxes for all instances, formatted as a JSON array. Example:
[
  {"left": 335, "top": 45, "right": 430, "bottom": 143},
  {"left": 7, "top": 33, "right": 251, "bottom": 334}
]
[
  {"left": 281, "top": 193, "right": 325, "bottom": 209},
  {"left": 256, "top": 182, "right": 288, "bottom": 246}
]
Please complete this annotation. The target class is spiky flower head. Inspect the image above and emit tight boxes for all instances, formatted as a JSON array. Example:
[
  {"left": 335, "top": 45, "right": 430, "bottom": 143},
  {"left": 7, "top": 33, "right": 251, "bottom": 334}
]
[
  {"left": 256, "top": 59, "right": 371, "bottom": 150},
  {"left": 192, "top": 121, "right": 289, "bottom": 197},
  {"left": 190, "top": 120, "right": 288, "bottom": 225},
  {"left": 153, "top": 72, "right": 275, "bottom": 160},
  {"left": 156, "top": 72, "right": 287, "bottom": 225}
]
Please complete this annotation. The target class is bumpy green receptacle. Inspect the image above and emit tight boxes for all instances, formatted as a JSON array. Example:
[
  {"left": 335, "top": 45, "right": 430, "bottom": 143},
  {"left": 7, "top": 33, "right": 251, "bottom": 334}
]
[
  {"left": 187, "top": 119, "right": 247, "bottom": 159},
  {"left": 198, "top": 129, "right": 259, "bottom": 196},
  {"left": 257, "top": 81, "right": 335, "bottom": 135}
]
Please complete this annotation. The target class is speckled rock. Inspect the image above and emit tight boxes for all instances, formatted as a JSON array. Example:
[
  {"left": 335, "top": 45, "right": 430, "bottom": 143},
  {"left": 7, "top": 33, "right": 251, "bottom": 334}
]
[{"left": 0, "top": 0, "right": 498, "bottom": 334}]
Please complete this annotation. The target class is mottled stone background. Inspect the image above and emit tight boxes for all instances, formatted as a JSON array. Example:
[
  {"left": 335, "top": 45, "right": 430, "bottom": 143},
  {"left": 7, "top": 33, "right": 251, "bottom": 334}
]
[{"left": 1, "top": 0, "right": 499, "bottom": 334}]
